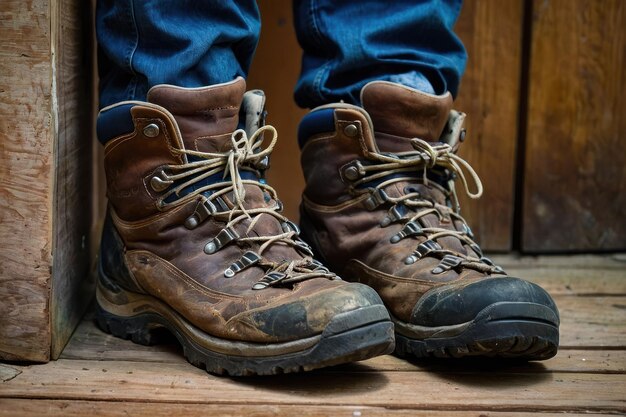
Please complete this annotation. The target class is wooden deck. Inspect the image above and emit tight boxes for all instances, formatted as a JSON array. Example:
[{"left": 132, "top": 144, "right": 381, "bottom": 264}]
[{"left": 1, "top": 255, "right": 625, "bottom": 416}]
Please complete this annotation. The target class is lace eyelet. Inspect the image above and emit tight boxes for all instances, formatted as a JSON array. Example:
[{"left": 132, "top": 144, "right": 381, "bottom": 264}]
[
  {"left": 143, "top": 123, "right": 160, "bottom": 137},
  {"left": 150, "top": 168, "right": 173, "bottom": 192}
]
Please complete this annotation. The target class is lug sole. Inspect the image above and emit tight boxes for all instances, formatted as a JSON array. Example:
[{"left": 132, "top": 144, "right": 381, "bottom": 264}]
[
  {"left": 95, "top": 285, "right": 395, "bottom": 376},
  {"left": 393, "top": 302, "right": 559, "bottom": 361}
]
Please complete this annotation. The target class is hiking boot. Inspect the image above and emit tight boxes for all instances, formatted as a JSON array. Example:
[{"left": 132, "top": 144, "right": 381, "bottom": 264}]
[
  {"left": 298, "top": 81, "right": 559, "bottom": 360},
  {"left": 95, "top": 77, "right": 394, "bottom": 376}
]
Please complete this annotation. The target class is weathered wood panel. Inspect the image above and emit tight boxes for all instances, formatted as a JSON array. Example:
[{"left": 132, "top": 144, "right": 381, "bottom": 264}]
[
  {"left": 557, "top": 296, "right": 626, "bottom": 348},
  {"left": 523, "top": 0, "right": 626, "bottom": 251},
  {"left": 0, "top": 0, "right": 95, "bottom": 362},
  {"left": 495, "top": 254, "right": 626, "bottom": 296},
  {"left": 49, "top": 0, "right": 95, "bottom": 359},
  {"left": 1, "top": 359, "right": 624, "bottom": 413},
  {"left": 0, "top": 0, "right": 54, "bottom": 362},
  {"left": 454, "top": 0, "right": 523, "bottom": 251},
  {"left": 0, "top": 399, "right": 613, "bottom": 417}
]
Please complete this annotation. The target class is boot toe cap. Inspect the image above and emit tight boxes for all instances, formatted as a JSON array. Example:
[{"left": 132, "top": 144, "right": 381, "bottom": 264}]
[
  {"left": 230, "top": 282, "right": 389, "bottom": 342},
  {"left": 410, "top": 276, "right": 560, "bottom": 327}
]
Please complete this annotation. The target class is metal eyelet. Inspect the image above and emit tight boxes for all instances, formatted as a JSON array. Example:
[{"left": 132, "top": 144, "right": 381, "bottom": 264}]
[
  {"left": 150, "top": 168, "right": 172, "bottom": 192},
  {"left": 380, "top": 204, "right": 408, "bottom": 227},
  {"left": 254, "top": 155, "right": 270, "bottom": 171},
  {"left": 204, "top": 227, "right": 239, "bottom": 254},
  {"left": 185, "top": 199, "right": 218, "bottom": 230},
  {"left": 460, "top": 223, "right": 474, "bottom": 239},
  {"left": 343, "top": 123, "right": 358, "bottom": 137},
  {"left": 281, "top": 220, "right": 300, "bottom": 235},
  {"left": 252, "top": 271, "right": 286, "bottom": 290},
  {"left": 431, "top": 254, "right": 463, "bottom": 274},
  {"left": 342, "top": 161, "right": 365, "bottom": 182},
  {"left": 143, "top": 123, "right": 160, "bottom": 138},
  {"left": 224, "top": 251, "right": 261, "bottom": 278},
  {"left": 344, "top": 166, "right": 359, "bottom": 180},
  {"left": 364, "top": 189, "right": 389, "bottom": 211},
  {"left": 405, "top": 240, "right": 442, "bottom": 264},
  {"left": 390, "top": 221, "right": 423, "bottom": 243}
]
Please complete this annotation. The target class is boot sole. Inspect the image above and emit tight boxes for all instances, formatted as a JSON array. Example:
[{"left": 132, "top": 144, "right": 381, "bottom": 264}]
[
  {"left": 392, "top": 302, "right": 559, "bottom": 360},
  {"left": 95, "top": 282, "right": 395, "bottom": 376}
]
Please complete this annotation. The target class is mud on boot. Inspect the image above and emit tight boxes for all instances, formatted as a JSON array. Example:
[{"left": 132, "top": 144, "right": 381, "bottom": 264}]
[
  {"left": 298, "top": 81, "right": 559, "bottom": 361},
  {"left": 95, "top": 77, "right": 395, "bottom": 376}
]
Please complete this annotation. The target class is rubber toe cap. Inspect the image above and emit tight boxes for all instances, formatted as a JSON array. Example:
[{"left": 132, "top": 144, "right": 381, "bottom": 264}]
[{"left": 411, "top": 277, "right": 560, "bottom": 327}]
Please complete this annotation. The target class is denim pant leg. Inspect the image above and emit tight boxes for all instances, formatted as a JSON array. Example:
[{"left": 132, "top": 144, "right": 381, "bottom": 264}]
[
  {"left": 293, "top": 0, "right": 467, "bottom": 108},
  {"left": 96, "top": 0, "right": 260, "bottom": 109}
]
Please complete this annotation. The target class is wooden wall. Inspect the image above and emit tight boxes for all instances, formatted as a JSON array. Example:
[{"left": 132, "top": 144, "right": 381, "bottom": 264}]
[
  {"left": 0, "top": 0, "right": 94, "bottom": 362},
  {"left": 49, "top": 0, "right": 95, "bottom": 359},
  {"left": 0, "top": 0, "right": 54, "bottom": 363},
  {"left": 248, "top": 0, "right": 626, "bottom": 252},
  {"left": 523, "top": 0, "right": 626, "bottom": 252},
  {"left": 453, "top": 0, "right": 523, "bottom": 251}
]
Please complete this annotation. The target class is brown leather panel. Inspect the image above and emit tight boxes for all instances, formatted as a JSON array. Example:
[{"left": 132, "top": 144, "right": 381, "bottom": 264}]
[
  {"left": 300, "top": 95, "right": 490, "bottom": 325},
  {"left": 104, "top": 105, "right": 184, "bottom": 221},
  {"left": 147, "top": 78, "right": 246, "bottom": 152},
  {"left": 99, "top": 84, "right": 393, "bottom": 346},
  {"left": 361, "top": 81, "right": 453, "bottom": 149},
  {"left": 301, "top": 108, "right": 375, "bottom": 205}
]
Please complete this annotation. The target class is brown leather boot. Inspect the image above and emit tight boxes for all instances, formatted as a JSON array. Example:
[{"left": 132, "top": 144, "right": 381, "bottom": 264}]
[
  {"left": 95, "top": 78, "right": 394, "bottom": 376},
  {"left": 299, "top": 81, "right": 559, "bottom": 360}
]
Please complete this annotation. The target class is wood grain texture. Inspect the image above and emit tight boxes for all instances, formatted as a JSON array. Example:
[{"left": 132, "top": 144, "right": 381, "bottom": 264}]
[
  {"left": 523, "top": 0, "right": 626, "bottom": 251},
  {"left": 454, "top": 0, "right": 523, "bottom": 251},
  {"left": 0, "top": 399, "right": 613, "bottom": 417},
  {"left": 49, "top": 0, "right": 95, "bottom": 359},
  {"left": 0, "top": 0, "right": 53, "bottom": 362},
  {"left": 494, "top": 254, "right": 626, "bottom": 296},
  {"left": 1, "top": 359, "right": 624, "bottom": 413},
  {"left": 0, "top": 0, "right": 95, "bottom": 362}
]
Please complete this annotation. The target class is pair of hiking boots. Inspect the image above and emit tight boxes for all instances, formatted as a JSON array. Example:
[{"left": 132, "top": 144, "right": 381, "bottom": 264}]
[{"left": 95, "top": 77, "right": 559, "bottom": 376}]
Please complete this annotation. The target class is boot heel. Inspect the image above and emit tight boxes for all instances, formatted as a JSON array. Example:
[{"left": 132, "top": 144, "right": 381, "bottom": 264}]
[{"left": 94, "top": 303, "right": 170, "bottom": 346}]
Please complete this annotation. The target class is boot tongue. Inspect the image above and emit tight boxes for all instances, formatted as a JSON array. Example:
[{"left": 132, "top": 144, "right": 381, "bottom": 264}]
[
  {"left": 360, "top": 81, "right": 453, "bottom": 152},
  {"left": 147, "top": 77, "right": 246, "bottom": 153}
]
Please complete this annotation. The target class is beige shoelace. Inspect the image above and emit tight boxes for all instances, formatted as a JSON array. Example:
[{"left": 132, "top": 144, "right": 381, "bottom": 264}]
[
  {"left": 153, "top": 125, "right": 337, "bottom": 289},
  {"left": 352, "top": 138, "right": 503, "bottom": 274}
]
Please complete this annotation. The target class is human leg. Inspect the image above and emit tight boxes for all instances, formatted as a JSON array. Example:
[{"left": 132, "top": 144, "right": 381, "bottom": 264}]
[
  {"left": 292, "top": 0, "right": 467, "bottom": 107},
  {"left": 96, "top": 0, "right": 261, "bottom": 108}
]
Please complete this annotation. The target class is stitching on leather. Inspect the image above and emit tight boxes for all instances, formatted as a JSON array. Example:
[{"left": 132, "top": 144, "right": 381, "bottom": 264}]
[
  {"left": 130, "top": 250, "right": 242, "bottom": 302},
  {"left": 302, "top": 193, "right": 368, "bottom": 213},
  {"left": 348, "top": 259, "right": 460, "bottom": 286},
  {"left": 104, "top": 131, "right": 137, "bottom": 156},
  {"left": 111, "top": 203, "right": 190, "bottom": 229}
]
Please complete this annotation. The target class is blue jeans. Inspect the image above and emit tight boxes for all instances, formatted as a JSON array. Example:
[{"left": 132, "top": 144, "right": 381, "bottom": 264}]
[{"left": 97, "top": 0, "right": 466, "bottom": 109}]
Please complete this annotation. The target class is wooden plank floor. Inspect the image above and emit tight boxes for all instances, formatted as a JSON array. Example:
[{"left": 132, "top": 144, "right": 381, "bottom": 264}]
[{"left": 1, "top": 255, "right": 625, "bottom": 416}]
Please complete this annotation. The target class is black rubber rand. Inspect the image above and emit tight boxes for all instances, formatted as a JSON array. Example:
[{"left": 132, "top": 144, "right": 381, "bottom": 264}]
[
  {"left": 95, "top": 302, "right": 395, "bottom": 377},
  {"left": 393, "top": 301, "right": 560, "bottom": 360}
]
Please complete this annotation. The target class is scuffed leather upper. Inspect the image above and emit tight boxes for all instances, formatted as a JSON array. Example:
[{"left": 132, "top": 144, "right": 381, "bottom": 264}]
[
  {"left": 300, "top": 81, "right": 535, "bottom": 324},
  {"left": 99, "top": 78, "right": 382, "bottom": 343}
]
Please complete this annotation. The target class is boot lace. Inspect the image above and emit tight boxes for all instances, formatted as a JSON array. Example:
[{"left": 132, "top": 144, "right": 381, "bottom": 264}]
[
  {"left": 153, "top": 125, "right": 337, "bottom": 289},
  {"left": 350, "top": 138, "right": 504, "bottom": 275}
]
